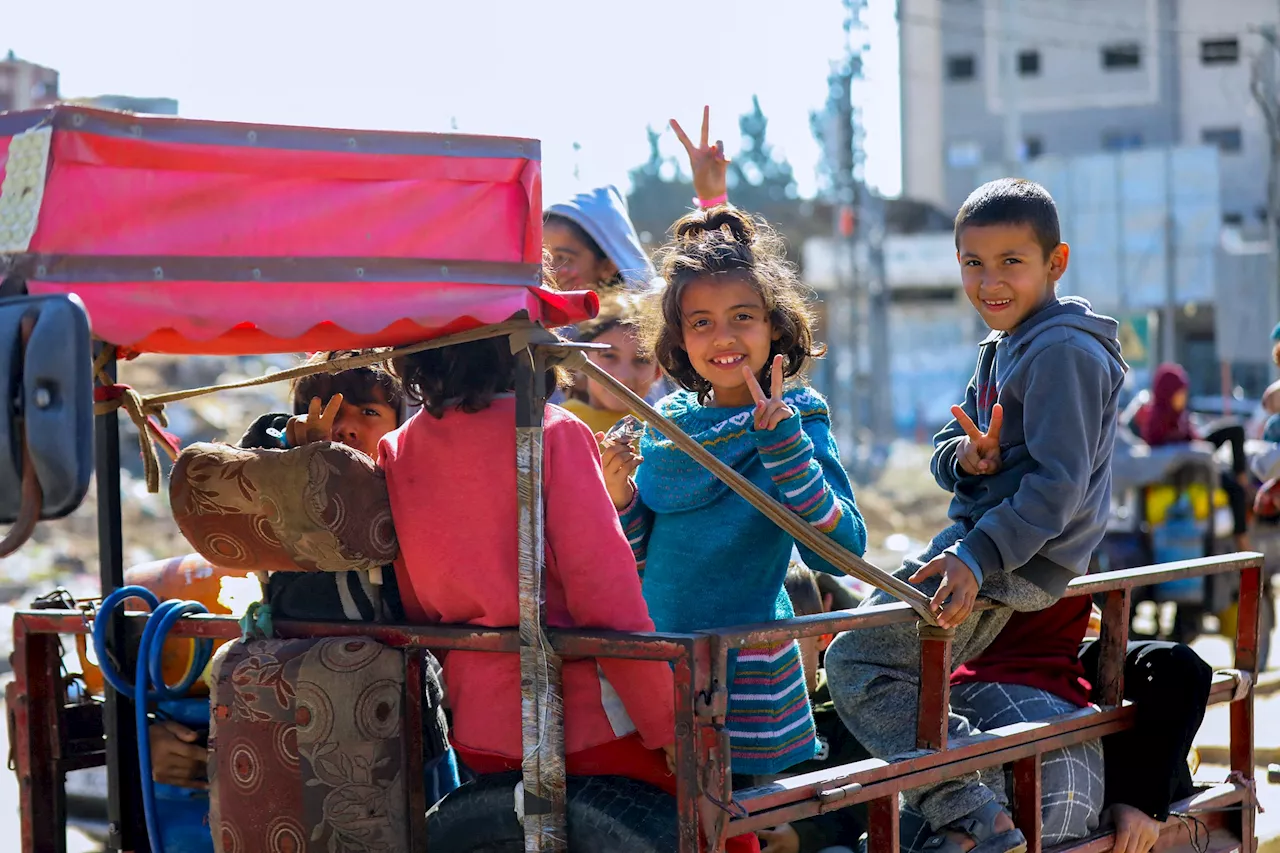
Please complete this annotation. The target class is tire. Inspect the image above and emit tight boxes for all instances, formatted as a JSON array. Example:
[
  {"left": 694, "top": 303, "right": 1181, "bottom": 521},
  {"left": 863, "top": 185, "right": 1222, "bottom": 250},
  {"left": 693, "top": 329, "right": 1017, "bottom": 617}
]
[{"left": 426, "top": 772, "right": 678, "bottom": 853}]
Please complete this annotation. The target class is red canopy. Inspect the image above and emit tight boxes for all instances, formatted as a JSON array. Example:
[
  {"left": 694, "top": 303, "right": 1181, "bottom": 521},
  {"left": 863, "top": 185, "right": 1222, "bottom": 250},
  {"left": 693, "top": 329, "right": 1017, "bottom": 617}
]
[{"left": 0, "top": 107, "right": 594, "bottom": 354}]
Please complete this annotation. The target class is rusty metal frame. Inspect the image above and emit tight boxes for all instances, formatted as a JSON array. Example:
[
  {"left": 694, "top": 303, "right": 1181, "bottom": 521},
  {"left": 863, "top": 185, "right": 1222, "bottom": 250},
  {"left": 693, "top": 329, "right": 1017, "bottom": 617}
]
[{"left": 12, "top": 551, "right": 1262, "bottom": 853}]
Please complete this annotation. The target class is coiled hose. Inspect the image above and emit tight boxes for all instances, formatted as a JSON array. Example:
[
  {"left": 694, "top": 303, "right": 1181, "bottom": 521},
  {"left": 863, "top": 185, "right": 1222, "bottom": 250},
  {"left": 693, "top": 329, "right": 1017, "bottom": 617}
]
[{"left": 92, "top": 586, "right": 213, "bottom": 853}]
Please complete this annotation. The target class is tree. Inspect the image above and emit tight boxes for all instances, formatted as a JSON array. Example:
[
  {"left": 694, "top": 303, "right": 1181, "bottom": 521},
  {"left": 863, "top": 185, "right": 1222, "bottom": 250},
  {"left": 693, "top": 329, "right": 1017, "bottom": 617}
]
[{"left": 625, "top": 125, "right": 693, "bottom": 246}]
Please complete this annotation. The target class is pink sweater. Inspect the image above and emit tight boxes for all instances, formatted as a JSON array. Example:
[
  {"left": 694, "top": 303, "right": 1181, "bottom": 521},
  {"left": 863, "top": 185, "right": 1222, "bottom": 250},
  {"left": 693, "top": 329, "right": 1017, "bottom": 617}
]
[{"left": 379, "top": 397, "right": 675, "bottom": 759}]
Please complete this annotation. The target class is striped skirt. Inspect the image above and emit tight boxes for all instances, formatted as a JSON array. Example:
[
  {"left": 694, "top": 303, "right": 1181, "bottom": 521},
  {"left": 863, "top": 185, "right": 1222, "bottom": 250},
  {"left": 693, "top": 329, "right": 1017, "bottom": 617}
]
[{"left": 725, "top": 640, "right": 818, "bottom": 776}]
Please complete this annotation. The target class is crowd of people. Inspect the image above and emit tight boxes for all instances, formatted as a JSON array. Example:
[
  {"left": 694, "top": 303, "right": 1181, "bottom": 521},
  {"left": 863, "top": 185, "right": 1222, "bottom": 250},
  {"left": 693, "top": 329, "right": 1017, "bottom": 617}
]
[{"left": 140, "top": 109, "right": 1245, "bottom": 853}]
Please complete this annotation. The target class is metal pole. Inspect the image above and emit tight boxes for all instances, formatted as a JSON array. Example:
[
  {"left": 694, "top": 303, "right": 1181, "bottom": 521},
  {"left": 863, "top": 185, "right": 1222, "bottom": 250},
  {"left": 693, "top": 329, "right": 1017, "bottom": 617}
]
[
  {"left": 94, "top": 347, "right": 148, "bottom": 852},
  {"left": 1001, "top": 0, "right": 1022, "bottom": 173},
  {"left": 1162, "top": 148, "right": 1178, "bottom": 364},
  {"left": 513, "top": 345, "right": 566, "bottom": 852}
]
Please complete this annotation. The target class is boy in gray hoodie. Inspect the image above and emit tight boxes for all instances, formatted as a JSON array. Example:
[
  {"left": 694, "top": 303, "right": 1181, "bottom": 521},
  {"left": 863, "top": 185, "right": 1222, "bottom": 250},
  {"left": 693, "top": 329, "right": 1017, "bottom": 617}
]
[{"left": 825, "top": 178, "right": 1127, "bottom": 853}]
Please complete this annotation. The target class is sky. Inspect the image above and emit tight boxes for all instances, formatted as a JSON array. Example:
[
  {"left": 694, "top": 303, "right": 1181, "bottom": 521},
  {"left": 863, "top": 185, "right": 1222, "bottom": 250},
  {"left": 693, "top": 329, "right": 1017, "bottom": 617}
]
[{"left": 5, "top": 0, "right": 902, "bottom": 203}]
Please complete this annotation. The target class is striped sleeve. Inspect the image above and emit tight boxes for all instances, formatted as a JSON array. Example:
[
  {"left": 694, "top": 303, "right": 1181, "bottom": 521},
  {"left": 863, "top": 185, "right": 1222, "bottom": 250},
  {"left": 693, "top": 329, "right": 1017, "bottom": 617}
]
[
  {"left": 617, "top": 485, "right": 654, "bottom": 576},
  {"left": 752, "top": 410, "right": 867, "bottom": 571}
]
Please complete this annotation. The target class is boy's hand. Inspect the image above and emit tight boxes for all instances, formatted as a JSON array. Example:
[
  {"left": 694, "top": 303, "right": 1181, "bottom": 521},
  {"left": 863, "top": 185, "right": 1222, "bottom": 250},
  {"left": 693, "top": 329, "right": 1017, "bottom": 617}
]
[
  {"left": 286, "top": 393, "right": 343, "bottom": 447},
  {"left": 910, "top": 553, "right": 979, "bottom": 629},
  {"left": 660, "top": 742, "right": 677, "bottom": 775},
  {"left": 745, "top": 355, "right": 794, "bottom": 431},
  {"left": 757, "top": 824, "right": 800, "bottom": 853},
  {"left": 1111, "top": 804, "right": 1162, "bottom": 853},
  {"left": 671, "top": 106, "right": 729, "bottom": 203},
  {"left": 953, "top": 403, "right": 1004, "bottom": 475},
  {"left": 150, "top": 721, "right": 209, "bottom": 789},
  {"left": 598, "top": 433, "right": 642, "bottom": 510}
]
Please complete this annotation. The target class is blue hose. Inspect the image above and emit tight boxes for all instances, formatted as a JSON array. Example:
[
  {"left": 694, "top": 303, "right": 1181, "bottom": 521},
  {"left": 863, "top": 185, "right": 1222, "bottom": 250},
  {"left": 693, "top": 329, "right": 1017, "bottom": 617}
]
[{"left": 92, "top": 586, "right": 213, "bottom": 853}]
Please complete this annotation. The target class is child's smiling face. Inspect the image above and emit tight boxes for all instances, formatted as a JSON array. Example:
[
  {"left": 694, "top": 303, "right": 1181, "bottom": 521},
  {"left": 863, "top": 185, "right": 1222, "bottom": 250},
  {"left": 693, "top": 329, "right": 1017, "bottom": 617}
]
[
  {"left": 957, "top": 222, "right": 1069, "bottom": 332},
  {"left": 586, "top": 326, "right": 661, "bottom": 411},
  {"left": 679, "top": 276, "right": 779, "bottom": 408}
]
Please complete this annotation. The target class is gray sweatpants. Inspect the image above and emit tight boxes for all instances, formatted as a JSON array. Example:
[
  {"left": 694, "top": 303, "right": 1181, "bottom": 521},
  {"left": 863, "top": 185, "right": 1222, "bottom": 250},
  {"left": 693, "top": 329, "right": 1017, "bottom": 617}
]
[
  {"left": 899, "top": 682, "right": 1104, "bottom": 850},
  {"left": 824, "top": 523, "right": 1057, "bottom": 830}
]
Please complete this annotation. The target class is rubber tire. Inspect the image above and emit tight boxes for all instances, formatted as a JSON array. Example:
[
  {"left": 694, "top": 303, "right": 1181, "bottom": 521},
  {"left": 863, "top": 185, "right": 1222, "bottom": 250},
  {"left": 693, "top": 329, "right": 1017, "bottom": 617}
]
[{"left": 426, "top": 772, "right": 678, "bottom": 853}]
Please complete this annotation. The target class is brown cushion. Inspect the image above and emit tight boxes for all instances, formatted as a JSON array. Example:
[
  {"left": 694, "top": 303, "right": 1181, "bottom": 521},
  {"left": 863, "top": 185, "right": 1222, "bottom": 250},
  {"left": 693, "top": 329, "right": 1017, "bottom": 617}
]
[{"left": 170, "top": 442, "right": 398, "bottom": 572}]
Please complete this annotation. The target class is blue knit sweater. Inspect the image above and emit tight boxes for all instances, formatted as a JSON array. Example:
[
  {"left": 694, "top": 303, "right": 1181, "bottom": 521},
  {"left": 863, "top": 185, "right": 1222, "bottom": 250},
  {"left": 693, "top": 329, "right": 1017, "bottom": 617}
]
[{"left": 621, "top": 386, "right": 867, "bottom": 633}]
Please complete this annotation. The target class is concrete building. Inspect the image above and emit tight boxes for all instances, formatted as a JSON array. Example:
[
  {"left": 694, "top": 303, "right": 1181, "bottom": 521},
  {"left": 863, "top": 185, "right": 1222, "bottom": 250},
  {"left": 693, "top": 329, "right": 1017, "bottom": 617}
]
[
  {"left": 898, "top": 0, "right": 1280, "bottom": 399},
  {"left": 900, "top": 0, "right": 1276, "bottom": 228},
  {"left": 0, "top": 52, "right": 60, "bottom": 112}
]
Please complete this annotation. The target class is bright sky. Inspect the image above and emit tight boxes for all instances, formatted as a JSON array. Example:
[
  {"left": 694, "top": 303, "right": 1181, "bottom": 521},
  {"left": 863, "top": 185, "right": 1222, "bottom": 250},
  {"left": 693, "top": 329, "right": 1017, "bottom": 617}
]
[{"left": 6, "top": 0, "right": 902, "bottom": 203}]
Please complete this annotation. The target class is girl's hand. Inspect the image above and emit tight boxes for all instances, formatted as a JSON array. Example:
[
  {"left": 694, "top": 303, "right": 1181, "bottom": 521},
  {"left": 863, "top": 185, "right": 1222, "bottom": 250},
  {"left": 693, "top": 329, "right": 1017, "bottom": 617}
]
[
  {"left": 1111, "top": 804, "right": 1162, "bottom": 853},
  {"left": 598, "top": 433, "right": 642, "bottom": 510},
  {"left": 910, "top": 552, "right": 979, "bottom": 629},
  {"left": 150, "top": 721, "right": 209, "bottom": 790},
  {"left": 671, "top": 106, "right": 729, "bottom": 204},
  {"left": 285, "top": 394, "right": 343, "bottom": 448},
  {"left": 744, "top": 355, "right": 794, "bottom": 431}
]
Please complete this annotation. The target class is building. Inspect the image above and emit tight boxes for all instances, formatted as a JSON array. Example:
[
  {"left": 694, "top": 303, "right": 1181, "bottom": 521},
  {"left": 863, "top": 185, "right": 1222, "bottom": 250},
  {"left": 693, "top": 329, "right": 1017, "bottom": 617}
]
[
  {"left": 900, "top": 0, "right": 1275, "bottom": 223},
  {"left": 0, "top": 52, "right": 60, "bottom": 112},
  {"left": 898, "top": 0, "right": 1280, "bottom": 398}
]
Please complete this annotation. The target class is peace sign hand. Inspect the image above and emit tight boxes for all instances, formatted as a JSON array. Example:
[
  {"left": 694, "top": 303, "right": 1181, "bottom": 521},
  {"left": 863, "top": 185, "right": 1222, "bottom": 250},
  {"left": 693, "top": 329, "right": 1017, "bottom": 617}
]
[
  {"left": 671, "top": 106, "right": 729, "bottom": 204},
  {"left": 745, "top": 355, "right": 794, "bottom": 432},
  {"left": 286, "top": 394, "right": 344, "bottom": 448},
  {"left": 953, "top": 402, "right": 1004, "bottom": 476}
]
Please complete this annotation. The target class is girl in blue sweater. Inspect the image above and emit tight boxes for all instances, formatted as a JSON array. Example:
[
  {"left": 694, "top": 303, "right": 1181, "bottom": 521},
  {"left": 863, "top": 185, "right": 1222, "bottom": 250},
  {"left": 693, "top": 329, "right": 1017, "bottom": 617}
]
[{"left": 600, "top": 206, "right": 867, "bottom": 776}]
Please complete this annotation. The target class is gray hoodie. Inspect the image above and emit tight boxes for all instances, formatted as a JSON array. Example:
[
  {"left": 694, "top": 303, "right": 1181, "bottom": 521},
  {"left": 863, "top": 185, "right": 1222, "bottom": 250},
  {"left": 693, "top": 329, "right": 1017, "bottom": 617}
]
[
  {"left": 545, "top": 185, "right": 658, "bottom": 291},
  {"left": 931, "top": 296, "right": 1128, "bottom": 597}
]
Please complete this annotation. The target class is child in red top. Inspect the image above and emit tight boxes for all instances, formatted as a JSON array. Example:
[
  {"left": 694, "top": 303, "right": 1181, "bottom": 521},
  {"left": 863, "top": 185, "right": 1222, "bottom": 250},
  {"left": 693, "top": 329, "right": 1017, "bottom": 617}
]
[{"left": 379, "top": 336, "right": 675, "bottom": 763}]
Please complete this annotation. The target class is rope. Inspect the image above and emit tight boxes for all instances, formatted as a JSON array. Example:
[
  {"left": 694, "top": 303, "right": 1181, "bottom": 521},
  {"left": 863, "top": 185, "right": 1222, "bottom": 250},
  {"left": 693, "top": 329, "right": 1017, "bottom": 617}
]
[{"left": 92, "top": 319, "right": 536, "bottom": 493}]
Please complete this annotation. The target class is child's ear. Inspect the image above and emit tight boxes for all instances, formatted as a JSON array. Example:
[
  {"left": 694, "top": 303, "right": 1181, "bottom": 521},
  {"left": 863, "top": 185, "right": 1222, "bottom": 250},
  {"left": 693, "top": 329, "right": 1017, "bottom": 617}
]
[{"left": 1049, "top": 242, "right": 1070, "bottom": 282}]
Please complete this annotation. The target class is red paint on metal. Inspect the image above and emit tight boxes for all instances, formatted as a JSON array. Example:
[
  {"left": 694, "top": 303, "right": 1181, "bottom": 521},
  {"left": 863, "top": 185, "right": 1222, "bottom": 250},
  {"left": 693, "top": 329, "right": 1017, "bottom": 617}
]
[
  {"left": 1012, "top": 754, "right": 1042, "bottom": 852},
  {"left": 866, "top": 796, "right": 899, "bottom": 853},
  {"left": 916, "top": 625, "right": 953, "bottom": 751}
]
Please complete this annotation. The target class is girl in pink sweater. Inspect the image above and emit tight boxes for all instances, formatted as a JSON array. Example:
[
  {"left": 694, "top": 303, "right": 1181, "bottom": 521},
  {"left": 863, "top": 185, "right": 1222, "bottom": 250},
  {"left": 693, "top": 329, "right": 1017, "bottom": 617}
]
[{"left": 378, "top": 336, "right": 680, "bottom": 784}]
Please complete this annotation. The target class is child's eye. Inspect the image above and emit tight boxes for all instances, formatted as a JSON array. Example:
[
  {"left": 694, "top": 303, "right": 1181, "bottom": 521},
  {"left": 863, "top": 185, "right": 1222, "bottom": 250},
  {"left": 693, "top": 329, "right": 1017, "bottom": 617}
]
[
  {"left": 690, "top": 318, "right": 709, "bottom": 329},
  {"left": 1003, "top": 258, "right": 1022, "bottom": 265},
  {"left": 362, "top": 408, "right": 382, "bottom": 418},
  {"left": 963, "top": 259, "right": 981, "bottom": 267},
  {"left": 734, "top": 312, "right": 756, "bottom": 322}
]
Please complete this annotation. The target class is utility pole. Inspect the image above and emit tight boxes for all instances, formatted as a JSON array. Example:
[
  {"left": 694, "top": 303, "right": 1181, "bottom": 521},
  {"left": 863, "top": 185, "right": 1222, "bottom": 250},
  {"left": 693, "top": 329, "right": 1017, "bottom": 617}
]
[
  {"left": 1251, "top": 24, "right": 1280, "bottom": 373},
  {"left": 1161, "top": 148, "right": 1178, "bottom": 364},
  {"left": 1001, "top": 0, "right": 1022, "bottom": 172}
]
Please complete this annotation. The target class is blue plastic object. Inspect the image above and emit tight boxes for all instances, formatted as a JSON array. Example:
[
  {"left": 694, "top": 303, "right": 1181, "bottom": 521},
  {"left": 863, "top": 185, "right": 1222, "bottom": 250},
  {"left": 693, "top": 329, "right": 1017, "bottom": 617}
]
[
  {"left": 92, "top": 586, "right": 215, "bottom": 853},
  {"left": 1152, "top": 494, "right": 1206, "bottom": 604}
]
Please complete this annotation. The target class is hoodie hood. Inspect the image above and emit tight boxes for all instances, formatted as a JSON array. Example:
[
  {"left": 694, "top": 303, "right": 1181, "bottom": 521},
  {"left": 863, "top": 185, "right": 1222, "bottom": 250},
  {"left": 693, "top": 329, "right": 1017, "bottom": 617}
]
[
  {"left": 994, "top": 296, "right": 1126, "bottom": 369},
  {"left": 545, "top": 185, "right": 658, "bottom": 291}
]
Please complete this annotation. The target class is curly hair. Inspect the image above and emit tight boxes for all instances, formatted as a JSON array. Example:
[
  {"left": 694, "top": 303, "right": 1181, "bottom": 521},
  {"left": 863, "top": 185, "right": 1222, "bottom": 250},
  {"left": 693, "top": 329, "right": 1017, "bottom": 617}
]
[{"left": 643, "top": 205, "right": 823, "bottom": 403}]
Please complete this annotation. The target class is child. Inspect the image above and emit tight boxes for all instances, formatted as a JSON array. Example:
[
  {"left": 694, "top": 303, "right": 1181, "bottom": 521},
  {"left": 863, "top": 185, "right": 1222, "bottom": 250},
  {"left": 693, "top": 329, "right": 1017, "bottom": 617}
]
[
  {"left": 600, "top": 206, "right": 868, "bottom": 777},
  {"left": 825, "top": 178, "right": 1127, "bottom": 853},
  {"left": 544, "top": 185, "right": 657, "bottom": 291},
  {"left": 152, "top": 351, "right": 437, "bottom": 785},
  {"left": 561, "top": 290, "right": 662, "bottom": 438},
  {"left": 377, "top": 337, "right": 683, "bottom": 797}
]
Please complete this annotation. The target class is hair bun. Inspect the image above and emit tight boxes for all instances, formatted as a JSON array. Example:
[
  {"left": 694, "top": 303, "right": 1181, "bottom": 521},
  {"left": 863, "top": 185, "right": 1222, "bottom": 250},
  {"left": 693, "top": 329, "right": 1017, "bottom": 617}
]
[{"left": 674, "top": 205, "right": 756, "bottom": 246}]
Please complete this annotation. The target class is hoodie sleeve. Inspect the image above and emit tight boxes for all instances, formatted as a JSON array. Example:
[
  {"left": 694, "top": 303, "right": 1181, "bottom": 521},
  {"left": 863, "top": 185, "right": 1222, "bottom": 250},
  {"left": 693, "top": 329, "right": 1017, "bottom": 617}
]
[
  {"left": 960, "top": 343, "right": 1116, "bottom": 576},
  {"left": 545, "top": 416, "right": 674, "bottom": 750},
  {"left": 931, "top": 372, "right": 980, "bottom": 492},
  {"left": 752, "top": 409, "right": 868, "bottom": 573}
]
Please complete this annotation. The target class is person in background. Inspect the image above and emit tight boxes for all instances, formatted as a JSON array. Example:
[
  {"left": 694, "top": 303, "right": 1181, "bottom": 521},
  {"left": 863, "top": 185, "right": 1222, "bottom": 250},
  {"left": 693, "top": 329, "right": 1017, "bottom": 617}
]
[
  {"left": 1139, "top": 362, "right": 1252, "bottom": 552},
  {"left": 562, "top": 290, "right": 662, "bottom": 438},
  {"left": 544, "top": 185, "right": 657, "bottom": 292}
]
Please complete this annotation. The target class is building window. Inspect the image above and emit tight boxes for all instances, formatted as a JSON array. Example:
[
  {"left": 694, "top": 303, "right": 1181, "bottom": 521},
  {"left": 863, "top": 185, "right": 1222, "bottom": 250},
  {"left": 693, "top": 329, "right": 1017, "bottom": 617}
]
[
  {"left": 1223, "top": 212, "right": 1244, "bottom": 226},
  {"left": 947, "top": 140, "right": 982, "bottom": 168},
  {"left": 1018, "top": 50, "right": 1040, "bottom": 76},
  {"left": 1022, "top": 136, "right": 1044, "bottom": 159},
  {"left": 1200, "top": 38, "right": 1239, "bottom": 65},
  {"left": 1102, "top": 43, "right": 1142, "bottom": 70},
  {"left": 947, "top": 55, "right": 976, "bottom": 81},
  {"left": 1102, "top": 130, "right": 1143, "bottom": 151},
  {"left": 1202, "top": 126, "right": 1243, "bottom": 153}
]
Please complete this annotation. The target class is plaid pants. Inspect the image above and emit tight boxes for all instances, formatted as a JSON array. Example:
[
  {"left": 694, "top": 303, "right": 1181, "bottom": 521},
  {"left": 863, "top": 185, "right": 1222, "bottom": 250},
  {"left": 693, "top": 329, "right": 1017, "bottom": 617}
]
[{"left": 899, "top": 681, "right": 1104, "bottom": 850}]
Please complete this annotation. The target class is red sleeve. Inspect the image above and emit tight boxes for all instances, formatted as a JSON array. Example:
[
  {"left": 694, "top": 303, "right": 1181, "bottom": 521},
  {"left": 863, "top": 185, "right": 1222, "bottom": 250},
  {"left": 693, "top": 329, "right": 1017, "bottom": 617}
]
[{"left": 544, "top": 413, "right": 675, "bottom": 750}]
